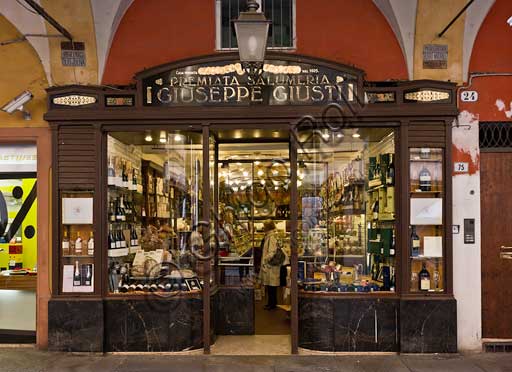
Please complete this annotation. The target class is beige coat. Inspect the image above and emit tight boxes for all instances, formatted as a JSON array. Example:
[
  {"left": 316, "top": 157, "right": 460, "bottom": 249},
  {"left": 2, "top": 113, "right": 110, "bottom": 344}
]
[{"left": 259, "top": 230, "right": 281, "bottom": 286}]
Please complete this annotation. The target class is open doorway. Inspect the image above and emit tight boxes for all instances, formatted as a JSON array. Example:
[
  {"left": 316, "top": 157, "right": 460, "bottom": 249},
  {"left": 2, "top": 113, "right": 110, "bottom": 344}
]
[
  {"left": 0, "top": 143, "right": 38, "bottom": 343},
  {"left": 211, "top": 129, "right": 292, "bottom": 354}
]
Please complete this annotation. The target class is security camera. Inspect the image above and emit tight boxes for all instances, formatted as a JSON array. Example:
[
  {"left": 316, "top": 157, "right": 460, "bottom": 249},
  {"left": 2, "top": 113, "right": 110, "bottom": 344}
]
[
  {"left": 1, "top": 91, "right": 33, "bottom": 120},
  {"left": 508, "top": 16, "right": 512, "bottom": 26}
]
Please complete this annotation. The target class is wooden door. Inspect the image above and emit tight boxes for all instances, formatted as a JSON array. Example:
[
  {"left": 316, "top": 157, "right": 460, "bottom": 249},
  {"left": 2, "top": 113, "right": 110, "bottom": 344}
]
[{"left": 481, "top": 152, "right": 512, "bottom": 338}]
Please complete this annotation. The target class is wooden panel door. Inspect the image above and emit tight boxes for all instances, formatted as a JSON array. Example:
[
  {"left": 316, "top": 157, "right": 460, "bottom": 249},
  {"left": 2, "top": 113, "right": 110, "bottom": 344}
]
[{"left": 481, "top": 152, "right": 512, "bottom": 338}]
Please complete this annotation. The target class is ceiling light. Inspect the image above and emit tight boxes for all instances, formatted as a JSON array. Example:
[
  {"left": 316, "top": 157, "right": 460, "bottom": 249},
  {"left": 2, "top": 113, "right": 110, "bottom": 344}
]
[
  {"left": 174, "top": 134, "right": 183, "bottom": 142},
  {"left": 254, "top": 161, "right": 261, "bottom": 165},
  {"left": 260, "top": 179, "right": 265, "bottom": 185},
  {"left": 257, "top": 169, "right": 264, "bottom": 177},
  {"left": 352, "top": 132, "right": 361, "bottom": 138},
  {"left": 144, "top": 131, "right": 153, "bottom": 142},
  {"left": 297, "top": 180, "right": 302, "bottom": 187},
  {"left": 322, "top": 131, "right": 330, "bottom": 140},
  {"left": 159, "top": 131, "right": 167, "bottom": 143},
  {"left": 336, "top": 133, "right": 344, "bottom": 138},
  {"left": 243, "top": 171, "right": 249, "bottom": 177}
]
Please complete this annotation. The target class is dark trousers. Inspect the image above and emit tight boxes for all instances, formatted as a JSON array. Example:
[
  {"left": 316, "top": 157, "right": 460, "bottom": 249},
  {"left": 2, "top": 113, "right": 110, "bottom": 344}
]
[{"left": 266, "top": 285, "right": 278, "bottom": 307}]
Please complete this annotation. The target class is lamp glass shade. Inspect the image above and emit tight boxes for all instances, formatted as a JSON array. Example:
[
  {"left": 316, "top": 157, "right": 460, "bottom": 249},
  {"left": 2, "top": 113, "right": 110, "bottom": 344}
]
[{"left": 234, "top": 18, "right": 270, "bottom": 62}]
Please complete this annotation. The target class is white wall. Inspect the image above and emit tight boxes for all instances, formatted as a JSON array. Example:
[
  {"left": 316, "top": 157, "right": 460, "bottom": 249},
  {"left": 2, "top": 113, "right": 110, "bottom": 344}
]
[{"left": 452, "top": 111, "right": 482, "bottom": 351}]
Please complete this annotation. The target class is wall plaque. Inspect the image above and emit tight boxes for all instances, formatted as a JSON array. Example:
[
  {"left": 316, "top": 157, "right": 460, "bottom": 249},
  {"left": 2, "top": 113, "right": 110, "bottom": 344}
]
[
  {"left": 142, "top": 60, "right": 360, "bottom": 107},
  {"left": 423, "top": 44, "right": 448, "bottom": 69},
  {"left": 61, "top": 41, "right": 86, "bottom": 67}
]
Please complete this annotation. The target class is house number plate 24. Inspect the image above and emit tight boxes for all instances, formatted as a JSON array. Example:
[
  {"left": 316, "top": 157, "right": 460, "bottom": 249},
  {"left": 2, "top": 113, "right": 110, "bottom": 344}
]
[{"left": 460, "top": 91, "right": 478, "bottom": 102}]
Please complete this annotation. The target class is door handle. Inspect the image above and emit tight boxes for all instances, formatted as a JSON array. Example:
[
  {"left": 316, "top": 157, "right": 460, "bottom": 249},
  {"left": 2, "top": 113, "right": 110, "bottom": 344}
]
[{"left": 500, "top": 246, "right": 512, "bottom": 259}]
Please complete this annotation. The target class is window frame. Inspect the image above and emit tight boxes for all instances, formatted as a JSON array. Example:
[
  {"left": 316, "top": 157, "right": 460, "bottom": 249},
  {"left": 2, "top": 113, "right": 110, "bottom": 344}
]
[{"left": 215, "top": 0, "right": 297, "bottom": 51}]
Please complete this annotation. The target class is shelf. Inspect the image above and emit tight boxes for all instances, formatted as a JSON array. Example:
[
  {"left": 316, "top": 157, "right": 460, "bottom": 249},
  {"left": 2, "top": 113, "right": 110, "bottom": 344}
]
[
  {"left": 410, "top": 256, "right": 443, "bottom": 260},
  {"left": 410, "top": 190, "right": 442, "bottom": 194},
  {"left": 62, "top": 255, "right": 94, "bottom": 258},
  {"left": 410, "top": 158, "right": 442, "bottom": 163},
  {"left": 62, "top": 223, "right": 93, "bottom": 226}
]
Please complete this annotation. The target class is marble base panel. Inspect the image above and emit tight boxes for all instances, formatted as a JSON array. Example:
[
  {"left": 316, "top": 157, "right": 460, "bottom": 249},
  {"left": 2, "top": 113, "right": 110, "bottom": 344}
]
[
  {"left": 400, "top": 298, "right": 457, "bottom": 353},
  {"left": 48, "top": 299, "right": 104, "bottom": 352},
  {"left": 104, "top": 296, "right": 203, "bottom": 352},
  {"left": 298, "top": 297, "right": 334, "bottom": 351},
  {"left": 215, "top": 287, "right": 254, "bottom": 335},
  {"left": 299, "top": 296, "right": 398, "bottom": 352}
]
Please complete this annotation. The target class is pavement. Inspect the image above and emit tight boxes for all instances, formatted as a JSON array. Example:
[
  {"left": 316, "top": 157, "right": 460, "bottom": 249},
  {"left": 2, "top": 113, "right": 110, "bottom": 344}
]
[{"left": 0, "top": 347, "right": 512, "bottom": 372}]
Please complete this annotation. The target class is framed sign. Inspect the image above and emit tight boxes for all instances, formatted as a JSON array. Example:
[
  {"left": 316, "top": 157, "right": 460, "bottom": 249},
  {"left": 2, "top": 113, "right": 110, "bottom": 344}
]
[{"left": 62, "top": 197, "right": 93, "bottom": 224}]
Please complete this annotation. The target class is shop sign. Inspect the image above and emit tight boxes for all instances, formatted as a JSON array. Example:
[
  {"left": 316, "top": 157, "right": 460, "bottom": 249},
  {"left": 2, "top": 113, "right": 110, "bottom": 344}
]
[
  {"left": 142, "top": 60, "right": 359, "bottom": 107},
  {"left": 0, "top": 144, "right": 37, "bottom": 173}
]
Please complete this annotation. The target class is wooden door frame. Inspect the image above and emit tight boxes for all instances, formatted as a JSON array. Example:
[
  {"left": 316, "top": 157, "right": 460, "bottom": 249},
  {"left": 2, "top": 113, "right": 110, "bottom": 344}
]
[{"left": 0, "top": 127, "right": 52, "bottom": 349}]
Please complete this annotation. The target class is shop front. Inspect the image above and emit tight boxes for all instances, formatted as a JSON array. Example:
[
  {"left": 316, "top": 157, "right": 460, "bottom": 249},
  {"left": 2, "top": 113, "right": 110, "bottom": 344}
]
[{"left": 45, "top": 53, "right": 457, "bottom": 354}]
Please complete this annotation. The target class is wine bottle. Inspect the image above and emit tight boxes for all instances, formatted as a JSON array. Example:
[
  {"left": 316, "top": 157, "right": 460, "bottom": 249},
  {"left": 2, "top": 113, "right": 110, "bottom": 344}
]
[
  {"left": 73, "top": 261, "right": 81, "bottom": 286},
  {"left": 115, "top": 228, "right": 122, "bottom": 249},
  {"left": 62, "top": 229, "right": 70, "bottom": 256},
  {"left": 75, "top": 234, "right": 82, "bottom": 255},
  {"left": 410, "top": 226, "right": 420, "bottom": 257},
  {"left": 122, "top": 161, "right": 129, "bottom": 189},
  {"left": 109, "top": 201, "right": 116, "bottom": 222},
  {"left": 386, "top": 155, "right": 395, "bottom": 186},
  {"left": 130, "top": 225, "right": 138, "bottom": 247},
  {"left": 118, "top": 229, "right": 126, "bottom": 249},
  {"left": 87, "top": 232, "right": 94, "bottom": 256},
  {"left": 419, "top": 263, "right": 431, "bottom": 291},
  {"left": 419, "top": 167, "right": 432, "bottom": 192},
  {"left": 372, "top": 199, "right": 379, "bottom": 221},
  {"left": 108, "top": 157, "right": 116, "bottom": 186},
  {"left": 84, "top": 265, "right": 92, "bottom": 286},
  {"left": 132, "top": 169, "right": 137, "bottom": 191},
  {"left": 390, "top": 229, "right": 396, "bottom": 256},
  {"left": 115, "top": 199, "right": 124, "bottom": 222},
  {"left": 119, "top": 197, "right": 127, "bottom": 221},
  {"left": 109, "top": 225, "right": 116, "bottom": 250}
]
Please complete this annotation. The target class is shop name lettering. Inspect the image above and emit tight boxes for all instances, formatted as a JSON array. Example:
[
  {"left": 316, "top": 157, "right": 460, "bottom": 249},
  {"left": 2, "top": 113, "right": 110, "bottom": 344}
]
[{"left": 146, "top": 74, "right": 355, "bottom": 105}]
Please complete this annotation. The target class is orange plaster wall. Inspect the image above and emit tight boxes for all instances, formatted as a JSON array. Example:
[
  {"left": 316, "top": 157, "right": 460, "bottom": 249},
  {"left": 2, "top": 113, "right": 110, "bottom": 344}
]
[
  {"left": 461, "top": 0, "right": 512, "bottom": 122},
  {"left": 469, "top": 0, "right": 512, "bottom": 74},
  {"left": 460, "top": 76, "right": 512, "bottom": 122},
  {"left": 102, "top": 0, "right": 408, "bottom": 85},
  {"left": 294, "top": 0, "right": 407, "bottom": 81}
]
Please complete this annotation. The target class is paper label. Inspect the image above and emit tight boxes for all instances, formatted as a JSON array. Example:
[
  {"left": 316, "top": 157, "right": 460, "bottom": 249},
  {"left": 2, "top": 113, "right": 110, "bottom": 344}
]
[{"left": 421, "top": 278, "right": 430, "bottom": 290}]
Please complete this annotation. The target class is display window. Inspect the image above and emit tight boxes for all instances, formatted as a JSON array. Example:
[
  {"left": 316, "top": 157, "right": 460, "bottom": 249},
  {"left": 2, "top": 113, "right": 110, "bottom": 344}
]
[
  {"left": 296, "top": 128, "right": 396, "bottom": 293},
  {"left": 105, "top": 131, "right": 204, "bottom": 295},
  {"left": 409, "top": 147, "right": 444, "bottom": 293}
]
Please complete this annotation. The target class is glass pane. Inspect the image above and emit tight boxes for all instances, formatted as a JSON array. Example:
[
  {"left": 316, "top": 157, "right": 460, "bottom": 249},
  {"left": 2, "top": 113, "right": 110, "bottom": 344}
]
[
  {"left": 297, "top": 128, "right": 396, "bottom": 293},
  {"left": 107, "top": 131, "right": 203, "bottom": 295},
  {"left": 222, "top": 0, "right": 293, "bottom": 49},
  {"left": 221, "top": 0, "right": 232, "bottom": 49},
  {"left": 61, "top": 191, "right": 95, "bottom": 293},
  {"left": 409, "top": 147, "right": 444, "bottom": 293},
  {"left": 217, "top": 143, "right": 290, "bottom": 287}
]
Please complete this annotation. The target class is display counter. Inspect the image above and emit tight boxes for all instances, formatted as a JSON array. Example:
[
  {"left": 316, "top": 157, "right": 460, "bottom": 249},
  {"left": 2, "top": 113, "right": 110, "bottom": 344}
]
[{"left": 0, "top": 274, "right": 36, "bottom": 291}]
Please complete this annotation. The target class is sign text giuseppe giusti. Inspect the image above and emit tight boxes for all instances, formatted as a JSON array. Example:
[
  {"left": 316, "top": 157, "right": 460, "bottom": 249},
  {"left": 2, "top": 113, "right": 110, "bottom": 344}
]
[{"left": 143, "top": 60, "right": 358, "bottom": 106}]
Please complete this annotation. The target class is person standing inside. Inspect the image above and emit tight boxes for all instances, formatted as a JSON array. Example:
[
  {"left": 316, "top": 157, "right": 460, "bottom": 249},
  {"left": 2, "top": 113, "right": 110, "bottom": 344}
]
[{"left": 260, "top": 220, "right": 280, "bottom": 310}]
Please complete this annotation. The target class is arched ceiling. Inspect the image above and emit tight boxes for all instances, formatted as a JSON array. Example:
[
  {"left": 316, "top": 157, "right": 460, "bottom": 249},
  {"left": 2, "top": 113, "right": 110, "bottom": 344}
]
[
  {"left": 1, "top": 0, "right": 52, "bottom": 84},
  {"left": 0, "top": 0, "right": 505, "bottom": 84}
]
